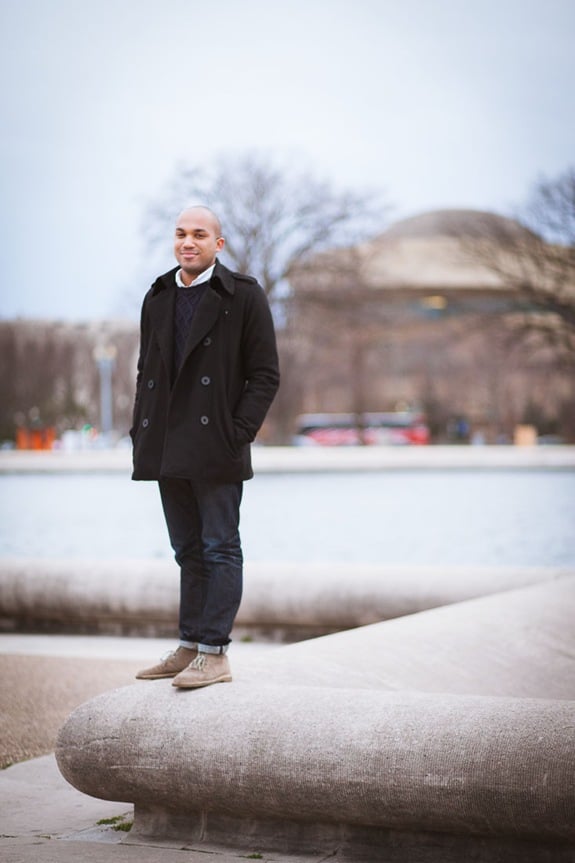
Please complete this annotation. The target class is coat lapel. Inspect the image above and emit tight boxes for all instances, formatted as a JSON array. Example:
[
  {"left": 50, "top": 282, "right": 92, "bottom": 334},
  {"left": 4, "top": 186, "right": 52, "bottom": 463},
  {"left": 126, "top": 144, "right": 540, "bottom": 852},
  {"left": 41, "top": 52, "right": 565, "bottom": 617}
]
[{"left": 147, "top": 284, "right": 176, "bottom": 379}]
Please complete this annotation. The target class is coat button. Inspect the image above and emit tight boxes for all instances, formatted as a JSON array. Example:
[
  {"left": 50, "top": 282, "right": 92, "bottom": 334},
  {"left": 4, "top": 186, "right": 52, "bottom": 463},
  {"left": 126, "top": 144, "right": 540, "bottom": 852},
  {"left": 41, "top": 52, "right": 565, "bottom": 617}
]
[
  {"left": 147, "top": 379, "right": 155, "bottom": 389},
  {"left": 142, "top": 418, "right": 149, "bottom": 428},
  {"left": 200, "top": 415, "right": 209, "bottom": 426},
  {"left": 203, "top": 337, "right": 212, "bottom": 346},
  {"left": 201, "top": 376, "right": 211, "bottom": 386}
]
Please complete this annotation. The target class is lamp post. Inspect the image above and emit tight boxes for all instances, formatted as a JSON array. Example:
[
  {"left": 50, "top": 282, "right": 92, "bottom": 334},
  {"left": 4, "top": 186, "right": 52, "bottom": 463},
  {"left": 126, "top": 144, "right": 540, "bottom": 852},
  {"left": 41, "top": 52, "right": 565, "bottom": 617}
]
[{"left": 93, "top": 344, "right": 117, "bottom": 443}]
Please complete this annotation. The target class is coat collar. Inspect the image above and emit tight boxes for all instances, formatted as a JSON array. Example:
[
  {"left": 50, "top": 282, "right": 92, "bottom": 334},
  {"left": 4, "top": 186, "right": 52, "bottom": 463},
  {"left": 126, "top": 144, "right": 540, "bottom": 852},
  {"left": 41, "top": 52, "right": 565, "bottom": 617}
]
[
  {"left": 151, "top": 258, "right": 235, "bottom": 297},
  {"left": 212, "top": 259, "right": 236, "bottom": 295}
]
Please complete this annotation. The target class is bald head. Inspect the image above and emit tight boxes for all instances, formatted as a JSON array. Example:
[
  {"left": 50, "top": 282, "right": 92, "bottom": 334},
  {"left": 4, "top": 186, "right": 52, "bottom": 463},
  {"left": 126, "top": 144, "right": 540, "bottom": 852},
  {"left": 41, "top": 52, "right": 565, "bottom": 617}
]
[{"left": 176, "top": 206, "right": 222, "bottom": 238}]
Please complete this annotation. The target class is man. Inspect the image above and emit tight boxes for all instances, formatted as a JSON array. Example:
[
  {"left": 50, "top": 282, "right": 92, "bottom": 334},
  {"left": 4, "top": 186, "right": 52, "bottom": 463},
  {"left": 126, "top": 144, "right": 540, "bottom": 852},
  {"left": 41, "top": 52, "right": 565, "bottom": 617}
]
[{"left": 132, "top": 206, "right": 279, "bottom": 689}]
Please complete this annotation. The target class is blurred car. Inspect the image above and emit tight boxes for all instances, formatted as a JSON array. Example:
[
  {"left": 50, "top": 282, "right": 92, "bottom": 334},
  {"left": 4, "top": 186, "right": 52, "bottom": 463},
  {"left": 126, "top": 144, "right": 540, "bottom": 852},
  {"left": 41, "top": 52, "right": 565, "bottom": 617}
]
[{"left": 293, "top": 412, "right": 430, "bottom": 446}]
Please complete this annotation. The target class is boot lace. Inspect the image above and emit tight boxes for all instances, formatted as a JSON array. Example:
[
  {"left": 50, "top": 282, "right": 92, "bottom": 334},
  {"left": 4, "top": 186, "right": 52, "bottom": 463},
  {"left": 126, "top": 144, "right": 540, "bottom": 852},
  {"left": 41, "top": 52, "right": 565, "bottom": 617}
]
[
  {"left": 161, "top": 646, "right": 192, "bottom": 666},
  {"left": 190, "top": 653, "right": 207, "bottom": 670}
]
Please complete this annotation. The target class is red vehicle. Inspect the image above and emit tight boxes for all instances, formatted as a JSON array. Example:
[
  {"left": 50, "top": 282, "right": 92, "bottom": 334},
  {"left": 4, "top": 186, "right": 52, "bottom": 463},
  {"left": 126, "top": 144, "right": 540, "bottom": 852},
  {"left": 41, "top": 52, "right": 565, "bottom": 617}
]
[{"left": 294, "top": 412, "right": 430, "bottom": 446}]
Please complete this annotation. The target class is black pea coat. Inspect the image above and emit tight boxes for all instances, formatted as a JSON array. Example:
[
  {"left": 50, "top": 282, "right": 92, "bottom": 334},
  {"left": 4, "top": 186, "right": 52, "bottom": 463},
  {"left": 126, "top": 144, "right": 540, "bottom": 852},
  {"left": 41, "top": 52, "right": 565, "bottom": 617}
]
[{"left": 130, "top": 259, "right": 280, "bottom": 483}]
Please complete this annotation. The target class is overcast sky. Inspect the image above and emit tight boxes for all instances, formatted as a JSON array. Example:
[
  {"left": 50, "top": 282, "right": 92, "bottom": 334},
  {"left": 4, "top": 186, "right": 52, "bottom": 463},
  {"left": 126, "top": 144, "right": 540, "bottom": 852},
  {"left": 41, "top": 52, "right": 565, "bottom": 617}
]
[{"left": 1, "top": 0, "right": 574, "bottom": 320}]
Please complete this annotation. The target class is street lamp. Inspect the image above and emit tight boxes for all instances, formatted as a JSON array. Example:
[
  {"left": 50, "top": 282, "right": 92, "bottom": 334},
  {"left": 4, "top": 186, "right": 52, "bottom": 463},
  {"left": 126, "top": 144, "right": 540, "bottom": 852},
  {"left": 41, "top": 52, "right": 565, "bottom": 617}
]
[{"left": 93, "top": 344, "right": 117, "bottom": 442}]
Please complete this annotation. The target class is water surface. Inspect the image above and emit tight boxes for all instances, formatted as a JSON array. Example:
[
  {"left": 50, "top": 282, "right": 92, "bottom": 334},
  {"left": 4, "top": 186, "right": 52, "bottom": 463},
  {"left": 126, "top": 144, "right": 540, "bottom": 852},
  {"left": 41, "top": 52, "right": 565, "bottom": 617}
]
[{"left": 1, "top": 470, "right": 573, "bottom": 566}]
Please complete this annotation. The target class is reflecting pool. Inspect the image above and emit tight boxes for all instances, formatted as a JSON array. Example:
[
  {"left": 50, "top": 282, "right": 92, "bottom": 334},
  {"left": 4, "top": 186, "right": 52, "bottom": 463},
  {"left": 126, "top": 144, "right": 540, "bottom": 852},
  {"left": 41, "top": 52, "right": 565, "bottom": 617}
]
[{"left": 1, "top": 469, "right": 574, "bottom": 567}]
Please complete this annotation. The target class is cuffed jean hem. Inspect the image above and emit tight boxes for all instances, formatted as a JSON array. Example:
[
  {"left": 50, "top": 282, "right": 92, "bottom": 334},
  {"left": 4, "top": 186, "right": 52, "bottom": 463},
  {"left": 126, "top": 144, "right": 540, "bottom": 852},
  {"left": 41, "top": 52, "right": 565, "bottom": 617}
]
[
  {"left": 179, "top": 639, "right": 198, "bottom": 650},
  {"left": 180, "top": 639, "right": 228, "bottom": 655}
]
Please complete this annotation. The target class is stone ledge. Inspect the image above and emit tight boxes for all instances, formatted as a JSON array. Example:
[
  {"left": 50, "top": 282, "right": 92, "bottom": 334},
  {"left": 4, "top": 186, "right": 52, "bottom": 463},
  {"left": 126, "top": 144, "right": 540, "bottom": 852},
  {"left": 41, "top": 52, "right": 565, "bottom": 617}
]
[
  {"left": 1, "top": 557, "right": 571, "bottom": 638},
  {"left": 2, "top": 444, "right": 575, "bottom": 474},
  {"left": 55, "top": 577, "right": 575, "bottom": 858},
  {"left": 242, "top": 575, "right": 575, "bottom": 700},
  {"left": 56, "top": 684, "right": 575, "bottom": 848}
]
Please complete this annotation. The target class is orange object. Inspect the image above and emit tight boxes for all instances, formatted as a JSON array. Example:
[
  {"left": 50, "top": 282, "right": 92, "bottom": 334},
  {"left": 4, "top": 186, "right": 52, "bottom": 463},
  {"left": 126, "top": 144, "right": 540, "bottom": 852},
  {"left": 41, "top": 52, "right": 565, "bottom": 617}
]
[{"left": 15, "top": 426, "right": 56, "bottom": 450}]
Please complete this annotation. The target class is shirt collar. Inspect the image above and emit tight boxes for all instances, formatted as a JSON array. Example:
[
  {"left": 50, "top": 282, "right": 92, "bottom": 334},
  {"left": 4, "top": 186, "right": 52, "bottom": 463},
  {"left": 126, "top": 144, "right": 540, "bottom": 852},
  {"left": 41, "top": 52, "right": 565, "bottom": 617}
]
[{"left": 175, "top": 262, "right": 216, "bottom": 289}]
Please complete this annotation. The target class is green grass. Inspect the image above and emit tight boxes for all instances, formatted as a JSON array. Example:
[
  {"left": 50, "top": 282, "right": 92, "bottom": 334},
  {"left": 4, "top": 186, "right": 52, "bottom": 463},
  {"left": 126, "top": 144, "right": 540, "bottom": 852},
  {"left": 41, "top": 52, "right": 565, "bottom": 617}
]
[{"left": 96, "top": 814, "right": 133, "bottom": 832}]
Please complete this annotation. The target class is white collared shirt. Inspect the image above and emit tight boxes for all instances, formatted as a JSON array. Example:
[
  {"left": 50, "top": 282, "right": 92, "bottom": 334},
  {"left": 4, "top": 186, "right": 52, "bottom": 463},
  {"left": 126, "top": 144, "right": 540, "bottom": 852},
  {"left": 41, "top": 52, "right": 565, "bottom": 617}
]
[{"left": 175, "top": 263, "right": 216, "bottom": 289}]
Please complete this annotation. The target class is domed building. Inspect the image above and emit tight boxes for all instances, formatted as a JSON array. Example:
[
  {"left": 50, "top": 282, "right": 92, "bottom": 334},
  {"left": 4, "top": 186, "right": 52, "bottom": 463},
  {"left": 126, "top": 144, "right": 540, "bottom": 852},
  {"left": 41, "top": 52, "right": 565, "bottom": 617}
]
[
  {"left": 287, "top": 209, "right": 573, "bottom": 443},
  {"left": 297, "top": 208, "right": 530, "bottom": 310}
]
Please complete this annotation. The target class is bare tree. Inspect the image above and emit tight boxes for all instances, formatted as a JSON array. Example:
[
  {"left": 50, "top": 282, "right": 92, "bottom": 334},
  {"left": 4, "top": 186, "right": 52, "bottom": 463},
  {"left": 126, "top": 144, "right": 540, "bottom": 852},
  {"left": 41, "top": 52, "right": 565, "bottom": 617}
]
[
  {"left": 457, "top": 168, "right": 575, "bottom": 358},
  {"left": 0, "top": 321, "right": 139, "bottom": 444},
  {"left": 144, "top": 152, "right": 386, "bottom": 441},
  {"left": 146, "top": 151, "right": 385, "bottom": 302}
]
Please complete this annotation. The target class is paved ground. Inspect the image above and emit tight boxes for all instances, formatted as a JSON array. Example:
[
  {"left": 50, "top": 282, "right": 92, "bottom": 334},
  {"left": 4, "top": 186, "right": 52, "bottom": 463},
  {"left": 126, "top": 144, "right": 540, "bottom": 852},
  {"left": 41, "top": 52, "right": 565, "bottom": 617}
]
[
  {"left": 0, "top": 636, "right": 314, "bottom": 863},
  {"left": 0, "top": 635, "right": 277, "bottom": 767},
  {"left": 1, "top": 653, "right": 143, "bottom": 768}
]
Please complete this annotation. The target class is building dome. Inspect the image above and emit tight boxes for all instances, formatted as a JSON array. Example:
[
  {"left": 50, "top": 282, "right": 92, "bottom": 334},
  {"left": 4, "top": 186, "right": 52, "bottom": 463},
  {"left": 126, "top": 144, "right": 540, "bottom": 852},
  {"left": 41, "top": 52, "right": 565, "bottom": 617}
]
[
  {"left": 359, "top": 208, "right": 528, "bottom": 292},
  {"left": 382, "top": 208, "right": 527, "bottom": 242},
  {"left": 294, "top": 208, "right": 530, "bottom": 294}
]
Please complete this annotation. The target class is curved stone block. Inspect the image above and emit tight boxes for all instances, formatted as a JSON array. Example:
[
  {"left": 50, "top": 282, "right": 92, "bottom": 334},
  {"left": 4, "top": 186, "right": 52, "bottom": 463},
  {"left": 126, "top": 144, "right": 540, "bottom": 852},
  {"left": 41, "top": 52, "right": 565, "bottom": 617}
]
[
  {"left": 247, "top": 575, "right": 575, "bottom": 700},
  {"left": 0, "top": 556, "right": 569, "bottom": 636},
  {"left": 56, "top": 682, "right": 575, "bottom": 843}
]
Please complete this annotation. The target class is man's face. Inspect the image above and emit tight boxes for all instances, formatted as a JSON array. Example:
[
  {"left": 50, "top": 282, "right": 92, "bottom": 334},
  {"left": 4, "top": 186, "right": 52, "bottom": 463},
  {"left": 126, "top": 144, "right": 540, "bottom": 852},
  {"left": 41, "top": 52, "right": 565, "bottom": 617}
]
[{"left": 174, "top": 208, "right": 225, "bottom": 285}]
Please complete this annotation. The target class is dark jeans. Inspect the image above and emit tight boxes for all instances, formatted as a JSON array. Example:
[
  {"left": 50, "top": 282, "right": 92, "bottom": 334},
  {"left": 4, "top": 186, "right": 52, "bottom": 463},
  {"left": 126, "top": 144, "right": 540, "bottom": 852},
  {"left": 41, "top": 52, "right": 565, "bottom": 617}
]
[{"left": 158, "top": 477, "right": 243, "bottom": 653}]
